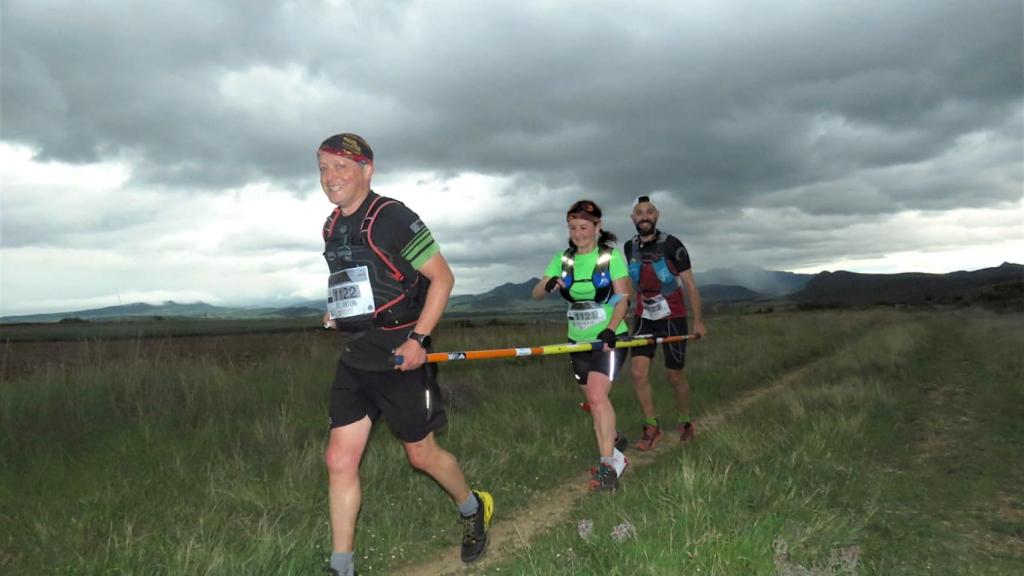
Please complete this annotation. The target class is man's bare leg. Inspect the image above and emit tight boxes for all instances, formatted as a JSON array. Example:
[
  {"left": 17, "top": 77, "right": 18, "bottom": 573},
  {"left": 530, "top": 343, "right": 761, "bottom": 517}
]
[
  {"left": 403, "top": 432, "right": 471, "bottom": 504},
  {"left": 630, "top": 356, "right": 657, "bottom": 419},
  {"left": 326, "top": 416, "right": 373, "bottom": 553}
]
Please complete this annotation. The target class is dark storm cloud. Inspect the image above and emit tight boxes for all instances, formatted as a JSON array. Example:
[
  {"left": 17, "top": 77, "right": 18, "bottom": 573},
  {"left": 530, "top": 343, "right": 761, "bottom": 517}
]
[
  {"left": 3, "top": 0, "right": 1021, "bottom": 221},
  {"left": 2, "top": 0, "right": 320, "bottom": 188},
  {"left": 357, "top": 0, "right": 1022, "bottom": 216}
]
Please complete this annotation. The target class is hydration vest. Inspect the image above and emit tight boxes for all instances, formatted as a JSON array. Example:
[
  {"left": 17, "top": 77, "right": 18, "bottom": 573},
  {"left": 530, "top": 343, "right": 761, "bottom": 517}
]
[
  {"left": 322, "top": 193, "right": 429, "bottom": 332},
  {"left": 628, "top": 232, "right": 679, "bottom": 296},
  {"left": 558, "top": 245, "right": 614, "bottom": 304}
]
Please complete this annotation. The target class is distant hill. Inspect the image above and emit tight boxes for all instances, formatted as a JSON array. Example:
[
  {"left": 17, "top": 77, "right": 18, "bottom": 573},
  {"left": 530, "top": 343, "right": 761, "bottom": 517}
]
[
  {"left": 6, "top": 263, "right": 1018, "bottom": 324},
  {"left": 793, "top": 262, "right": 1024, "bottom": 306},
  {"left": 448, "top": 279, "right": 562, "bottom": 314},
  {"left": 446, "top": 277, "right": 762, "bottom": 313},
  {"left": 0, "top": 301, "right": 235, "bottom": 324},
  {"left": 0, "top": 300, "right": 322, "bottom": 324},
  {"left": 699, "top": 283, "right": 763, "bottom": 302},
  {"left": 698, "top": 264, "right": 812, "bottom": 295}
]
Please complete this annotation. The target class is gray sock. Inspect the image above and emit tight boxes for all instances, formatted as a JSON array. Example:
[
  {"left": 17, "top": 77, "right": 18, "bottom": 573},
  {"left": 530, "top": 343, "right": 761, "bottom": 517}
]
[
  {"left": 600, "top": 456, "right": 615, "bottom": 468},
  {"left": 330, "top": 551, "right": 353, "bottom": 576},
  {"left": 458, "top": 492, "right": 479, "bottom": 517}
]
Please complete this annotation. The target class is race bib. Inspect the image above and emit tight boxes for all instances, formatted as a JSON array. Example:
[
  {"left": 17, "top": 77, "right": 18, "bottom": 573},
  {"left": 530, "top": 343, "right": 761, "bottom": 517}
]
[
  {"left": 641, "top": 295, "right": 671, "bottom": 320},
  {"left": 327, "top": 266, "right": 376, "bottom": 319},
  {"left": 567, "top": 301, "right": 607, "bottom": 331}
]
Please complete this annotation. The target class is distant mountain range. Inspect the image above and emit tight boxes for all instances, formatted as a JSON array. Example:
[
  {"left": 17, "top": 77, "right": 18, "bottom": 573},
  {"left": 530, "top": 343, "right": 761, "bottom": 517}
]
[
  {"left": 0, "top": 300, "right": 322, "bottom": 324},
  {"left": 699, "top": 264, "right": 813, "bottom": 295},
  {"left": 447, "top": 278, "right": 766, "bottom": 314},
  {"left": 2, "top": 263, "right": 1020, "bottom": 324},
  {"left": 793, "top": 262, "right": 1023, "bottom": 307},
  {"left": 444, "top": 265, "right": 803, "bottom": 314}
]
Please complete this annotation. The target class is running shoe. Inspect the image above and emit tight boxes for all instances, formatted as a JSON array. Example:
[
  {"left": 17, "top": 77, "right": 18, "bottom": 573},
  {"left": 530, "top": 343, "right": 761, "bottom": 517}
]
[
  {"left": 635, "top": 424, "right": 664, "bottom": 451},
  {"left": 460, "top": 490, "right": 494, "bottom": 563},
  {"left": 618, "top": 454, "right": 630, "bottom": 478},
  {"left": 678, "top": 421, "right": 695, "bottom": 444},
  {"left": 588, "top": 463, "right": 620, "bottom": 492},
  {"left": 614, "top": 432, "right": 629, "bottom": 452}
]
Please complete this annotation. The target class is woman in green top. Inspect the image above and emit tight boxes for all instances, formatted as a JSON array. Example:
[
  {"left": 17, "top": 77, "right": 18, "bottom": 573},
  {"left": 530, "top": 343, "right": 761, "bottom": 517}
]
[{"left": 532, "top": 199, "right": 631, "bottom": 492}]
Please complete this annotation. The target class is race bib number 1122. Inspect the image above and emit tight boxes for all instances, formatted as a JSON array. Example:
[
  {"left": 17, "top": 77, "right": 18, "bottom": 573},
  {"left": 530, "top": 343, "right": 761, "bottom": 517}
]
[{"left": 327, "top": 266, "right": 375, "bottom": 319}]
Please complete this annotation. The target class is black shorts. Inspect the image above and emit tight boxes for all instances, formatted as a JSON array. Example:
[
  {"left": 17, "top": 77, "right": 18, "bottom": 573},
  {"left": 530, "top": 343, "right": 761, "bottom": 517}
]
[
  {"left": 568, "top": 344, "right": 628, "bottom": 384},
  {"left": 630, "top": 316, "right": 688, "bottom": 370},
  {"left": 329, "top": 358, "right": 447, "bottom": 443}
]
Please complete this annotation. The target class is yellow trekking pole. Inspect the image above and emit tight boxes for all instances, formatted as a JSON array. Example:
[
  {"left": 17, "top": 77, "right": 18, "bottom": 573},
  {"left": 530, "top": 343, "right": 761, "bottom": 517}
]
[{"left": 395, "top": 334, "right": 697, "bottom": 365}]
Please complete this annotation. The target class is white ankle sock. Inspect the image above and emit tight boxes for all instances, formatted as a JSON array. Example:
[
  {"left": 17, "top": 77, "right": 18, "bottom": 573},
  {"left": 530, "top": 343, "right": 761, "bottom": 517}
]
[{"left": 612, "top": 448, "right": 627, "bottom": 476}]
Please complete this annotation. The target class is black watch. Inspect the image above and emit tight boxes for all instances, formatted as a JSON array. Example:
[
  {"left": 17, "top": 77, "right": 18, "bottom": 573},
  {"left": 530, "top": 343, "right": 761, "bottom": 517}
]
[{"left": 408, "top": 331, "right": 432, "bottom": 349}]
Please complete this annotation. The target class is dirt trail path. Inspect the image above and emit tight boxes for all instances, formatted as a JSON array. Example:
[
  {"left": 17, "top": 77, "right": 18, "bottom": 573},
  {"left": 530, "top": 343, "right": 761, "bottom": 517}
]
[{"left": 391, "top": 342, "right": 849, "bottom": 576}]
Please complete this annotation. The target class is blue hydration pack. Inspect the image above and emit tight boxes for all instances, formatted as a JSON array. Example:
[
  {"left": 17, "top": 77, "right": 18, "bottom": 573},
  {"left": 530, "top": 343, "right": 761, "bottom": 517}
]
[
  {"left": 628, "top": 232, "right": 678, "bottom": 296},
  {"left": 559, "top": 245, "right": 614, "bottom": 304}
]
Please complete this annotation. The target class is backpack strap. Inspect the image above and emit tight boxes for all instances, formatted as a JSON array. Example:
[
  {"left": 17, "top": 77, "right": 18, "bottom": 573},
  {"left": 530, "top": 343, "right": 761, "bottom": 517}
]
[
  {"left": 360, "top": 196, "right": 406, "bottom": 282},
  {"left": 559, "top": 245, "right": 614, "bottom": 303},
  {"left": 592, "top": 245, "right": 614, "bottom": 304},
  {"left": 322, "top": 206, "right": 342, "bottom": 241}
]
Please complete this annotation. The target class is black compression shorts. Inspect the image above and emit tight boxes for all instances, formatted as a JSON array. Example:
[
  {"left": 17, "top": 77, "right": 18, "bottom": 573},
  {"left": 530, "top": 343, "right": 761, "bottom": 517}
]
[
  {"left": 568, "top": 345, "right": 628, "bottom": 384},
  {"left": 630, "top": 316, "right": 688, "bottom": 370}
]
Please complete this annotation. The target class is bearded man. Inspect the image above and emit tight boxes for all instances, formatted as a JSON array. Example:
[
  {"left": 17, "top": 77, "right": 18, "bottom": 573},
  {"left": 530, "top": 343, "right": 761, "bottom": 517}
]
[{"left": 624, "top": 196, "right": 707, "bottom": 450}]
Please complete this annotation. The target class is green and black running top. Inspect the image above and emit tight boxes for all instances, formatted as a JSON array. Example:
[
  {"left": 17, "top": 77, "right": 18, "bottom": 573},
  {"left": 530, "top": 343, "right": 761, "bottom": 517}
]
[{"left": 543, "top": 245, "right": 629, "bottom": 343}]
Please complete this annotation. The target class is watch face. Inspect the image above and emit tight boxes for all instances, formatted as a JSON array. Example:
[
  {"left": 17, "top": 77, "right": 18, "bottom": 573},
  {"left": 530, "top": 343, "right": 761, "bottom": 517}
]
[{"left": 410, "top": 331, "right": 431, "bottom": 348}]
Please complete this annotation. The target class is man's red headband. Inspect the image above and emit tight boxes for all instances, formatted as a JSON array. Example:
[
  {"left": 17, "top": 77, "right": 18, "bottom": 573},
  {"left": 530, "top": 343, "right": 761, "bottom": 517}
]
[{"left": 319, "top": 145, "right": 372, "bottom": 164}]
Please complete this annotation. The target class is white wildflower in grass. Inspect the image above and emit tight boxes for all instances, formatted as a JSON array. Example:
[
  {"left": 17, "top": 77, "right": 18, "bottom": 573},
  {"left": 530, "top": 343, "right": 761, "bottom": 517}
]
[
  {"left": 610, "top": 521, "right": 636, "bottom": 543},
  {"left": 577, "top": 518, "right": 594, "bottom": 541}
]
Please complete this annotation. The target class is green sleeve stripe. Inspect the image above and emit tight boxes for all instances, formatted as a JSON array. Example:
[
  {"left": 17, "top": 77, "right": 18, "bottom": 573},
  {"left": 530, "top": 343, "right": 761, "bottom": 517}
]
[
  {"left": 401, "top": 228, "right": 434, "bottom": 260},
  {"left": 403, "top": 229, "right": 438, "bottom": 269},
  {"left": 408, "top": 243, "right": 440, "bottom": 270}
]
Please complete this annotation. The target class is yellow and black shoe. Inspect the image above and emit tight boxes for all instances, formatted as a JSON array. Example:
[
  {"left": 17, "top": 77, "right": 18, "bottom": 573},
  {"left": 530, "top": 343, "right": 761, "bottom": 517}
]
[{"left": 460, "top": 490, "right": 494, "bottom": 563}]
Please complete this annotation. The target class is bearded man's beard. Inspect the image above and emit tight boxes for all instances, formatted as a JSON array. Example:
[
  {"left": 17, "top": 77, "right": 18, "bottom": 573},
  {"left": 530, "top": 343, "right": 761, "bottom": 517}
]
[{"left": 634, "top": 219, "right": 656, "bottom": 235}]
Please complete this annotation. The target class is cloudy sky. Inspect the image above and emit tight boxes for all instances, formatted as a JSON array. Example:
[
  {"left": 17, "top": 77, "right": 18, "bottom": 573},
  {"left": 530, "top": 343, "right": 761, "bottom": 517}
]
[{"left": 2, "top": 0, "right": 1022, "bottom": 316}]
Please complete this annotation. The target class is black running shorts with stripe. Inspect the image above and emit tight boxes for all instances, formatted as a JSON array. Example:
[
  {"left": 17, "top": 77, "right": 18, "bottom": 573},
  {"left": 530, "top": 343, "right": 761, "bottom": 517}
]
[
  {"left": 630, "top": 316, "right": 688, "bottom": 370},
  {"left": 329, "top": 359, "right": 446, "bottom": 443},
  {"left": 568, "top": 345, "right": 629, "bottom": 384}
]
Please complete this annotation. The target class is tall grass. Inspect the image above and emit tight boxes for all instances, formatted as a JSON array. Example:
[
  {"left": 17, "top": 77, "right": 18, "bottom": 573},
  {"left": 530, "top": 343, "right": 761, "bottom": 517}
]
[
  {"left": 2, "top": 309, "right": 1021, "bottom": 574},
  {"left": 479, "top": 309, "right": 1024, "bottom": 575}
]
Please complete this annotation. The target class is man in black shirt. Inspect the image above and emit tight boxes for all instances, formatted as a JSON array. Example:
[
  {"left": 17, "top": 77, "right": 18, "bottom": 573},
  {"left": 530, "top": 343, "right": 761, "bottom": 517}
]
[{"left": 317, "top": 133, "right": 493, "bottom": 576}]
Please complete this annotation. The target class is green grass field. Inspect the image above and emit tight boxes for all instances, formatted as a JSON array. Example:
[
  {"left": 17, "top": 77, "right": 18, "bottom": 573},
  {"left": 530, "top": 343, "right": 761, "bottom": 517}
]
[{"left": 2, "top": 308, "right": 1021, "bottom": 575}]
